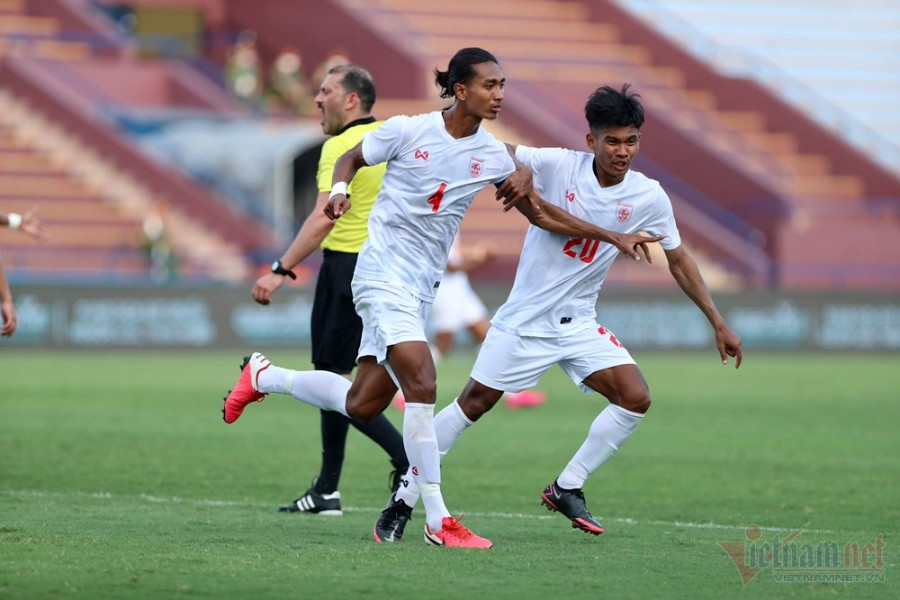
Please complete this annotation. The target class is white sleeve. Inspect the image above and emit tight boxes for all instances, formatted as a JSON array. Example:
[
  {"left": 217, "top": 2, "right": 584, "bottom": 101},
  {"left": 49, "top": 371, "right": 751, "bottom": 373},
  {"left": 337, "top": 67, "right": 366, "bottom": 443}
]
[
  {"left": 496, "top": 149, "right": 516, "bottom": 184},
  {"left": 514, "top": 146, "right": 569, "bottom": 199},
  {"left": 646, "top": 187, "right": 682, "bottom": 250},
  {"left": 514, "top": 146, "right": 568, "bottom": 173},
  {"left": 361, "top": 115, "right": 407, "bottom": 166}
]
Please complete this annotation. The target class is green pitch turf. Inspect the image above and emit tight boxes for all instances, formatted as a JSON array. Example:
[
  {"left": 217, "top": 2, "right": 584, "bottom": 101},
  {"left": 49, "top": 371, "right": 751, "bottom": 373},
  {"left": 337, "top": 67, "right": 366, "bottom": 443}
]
[{"left": 1, "top": 349, "right": 896, "bottom": 599}]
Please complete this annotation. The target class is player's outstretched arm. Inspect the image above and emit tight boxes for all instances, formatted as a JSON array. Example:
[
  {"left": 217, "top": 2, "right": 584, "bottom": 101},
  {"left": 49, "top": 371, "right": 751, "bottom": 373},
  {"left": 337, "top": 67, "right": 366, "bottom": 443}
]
[
  {"left": 2, "top": 207, "right": 47, "bottom": 243},
  {"left": 664, "top": 245, "right": 742, "bottom": 368},
  {"left": 325, "top": 141, "right": 370, "bottom": 219},
  {"left": 514, "top": 192, "right": 663, "bottom": 262},
  {"left": 252, "top": 191, "right": 336, "bottom": 306}
]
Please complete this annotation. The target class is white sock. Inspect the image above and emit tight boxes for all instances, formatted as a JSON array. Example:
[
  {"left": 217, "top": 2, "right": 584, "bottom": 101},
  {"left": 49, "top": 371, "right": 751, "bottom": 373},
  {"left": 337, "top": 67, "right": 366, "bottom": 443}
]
[
  {"left": 556, "top": 404, "right": 645, "bottom": 490},
  {"left": 394, "top": 398, "right": 473, "bottom": 511},
  {"left": 403, "top": 402, "right": 449, "bottom": 531},
  {"left": 257, "top": 366, "right": 350, "bottom": 417},
  {"left": 435, "top": 398, "right": 473, "bottom": 460},
  {"left": 393, "top": 471, "right": 419, "bottom": 507}
]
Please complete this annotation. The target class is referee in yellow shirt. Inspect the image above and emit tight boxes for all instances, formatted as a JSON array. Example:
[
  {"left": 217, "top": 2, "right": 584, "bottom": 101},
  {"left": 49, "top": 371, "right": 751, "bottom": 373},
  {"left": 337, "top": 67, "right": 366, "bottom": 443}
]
[{"left": 252, "top": 64, "right": 408, "bottom": 515}]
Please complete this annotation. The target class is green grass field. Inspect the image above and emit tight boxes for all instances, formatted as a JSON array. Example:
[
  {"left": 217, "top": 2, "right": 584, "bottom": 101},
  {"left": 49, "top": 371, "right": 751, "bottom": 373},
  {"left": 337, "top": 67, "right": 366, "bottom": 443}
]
[{"left": 1, "top": 349, "right": 897, "bottom": 599}]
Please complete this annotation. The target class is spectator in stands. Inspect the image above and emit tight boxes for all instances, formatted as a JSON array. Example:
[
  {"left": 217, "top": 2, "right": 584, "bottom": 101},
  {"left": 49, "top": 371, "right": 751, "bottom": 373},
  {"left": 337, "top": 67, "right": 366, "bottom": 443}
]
[
  {"left": 268, "top": 46, "right": 314, "bottom": 116},
  {"left": 312, "top": 48, "right": 351, "bottom": 93},
  {"left": 141, "top": 200, "right": 176, "bottom": 283},
  {"left": 1, "top": 207, "right": 46, "bottom": 337},
  {"left": 225, "top": 30, "right": 263, "bottom": 110},
  {"left": 242, "top": 63, "right": 408, "bottom": 515}
]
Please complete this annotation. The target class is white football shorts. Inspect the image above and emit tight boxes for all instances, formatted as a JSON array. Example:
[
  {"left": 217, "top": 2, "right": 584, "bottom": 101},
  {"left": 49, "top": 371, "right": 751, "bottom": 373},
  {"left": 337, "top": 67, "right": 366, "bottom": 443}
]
[
  {"left": 431, "top": 272, "right": 489, "bottom": 332},
  {"left": 471, "top": 324, "right": 636, "bottom": 394},
  {"left": 352, "top": 277, "right": 432, "bottom": 365}
]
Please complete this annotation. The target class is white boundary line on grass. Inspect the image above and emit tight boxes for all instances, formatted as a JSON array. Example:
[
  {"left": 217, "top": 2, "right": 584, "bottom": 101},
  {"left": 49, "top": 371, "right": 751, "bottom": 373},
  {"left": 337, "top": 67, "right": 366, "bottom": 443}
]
[{"left": 2, "top": 489, "right": 837, "bottom": 535}]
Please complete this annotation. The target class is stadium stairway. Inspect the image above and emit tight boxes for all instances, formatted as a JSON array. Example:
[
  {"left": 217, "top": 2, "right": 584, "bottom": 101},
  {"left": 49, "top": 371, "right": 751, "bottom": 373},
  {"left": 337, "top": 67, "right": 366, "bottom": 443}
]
[
  {"left": 0, "top": 0, "right": 275, "bottom": 282},
  {"left": 0, "top": 88, "right": 253, "bottom": 282},
  {"left": 322, "top": 0, "right": 900, "bottom": 290},
  {"left": 610, "top": 0, "right": 900, "bottom": 176}
]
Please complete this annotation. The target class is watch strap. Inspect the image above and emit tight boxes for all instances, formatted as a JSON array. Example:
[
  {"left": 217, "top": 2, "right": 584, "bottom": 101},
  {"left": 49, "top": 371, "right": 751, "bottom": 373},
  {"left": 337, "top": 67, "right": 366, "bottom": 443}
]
[{"left": 272, "top": 260, "right": 297, "bottom": 280}]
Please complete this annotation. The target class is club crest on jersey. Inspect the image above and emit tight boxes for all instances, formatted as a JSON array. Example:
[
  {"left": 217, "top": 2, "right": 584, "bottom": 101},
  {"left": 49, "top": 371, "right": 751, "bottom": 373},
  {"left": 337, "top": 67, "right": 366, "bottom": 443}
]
[
  {"left": 566, "top": 191, "right": 576, "bottom": 202},
  {"left": 469, "top": 157, "right": 484, "bottom": 177},
  {"left": 414, "top": 148, "right": 429, "bottom": 161},
  {"left": 616, "top": 202, "right": 634, "bottom": 222}
]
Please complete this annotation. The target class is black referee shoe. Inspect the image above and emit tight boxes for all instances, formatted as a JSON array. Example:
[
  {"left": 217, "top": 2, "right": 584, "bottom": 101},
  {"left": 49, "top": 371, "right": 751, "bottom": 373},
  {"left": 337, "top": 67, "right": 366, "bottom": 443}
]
[{"left": 279, "top": 485, "right": 342, "bottom": 516}]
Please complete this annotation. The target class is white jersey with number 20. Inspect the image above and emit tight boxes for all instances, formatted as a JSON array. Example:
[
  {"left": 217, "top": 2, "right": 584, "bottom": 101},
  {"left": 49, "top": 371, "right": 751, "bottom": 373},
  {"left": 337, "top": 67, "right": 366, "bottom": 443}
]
[
  {"left": 491, "top": 146, "right": 683, "bottom": 337},
  {"left": 355, "top": 111, "right": 515, "bottom": 301}
]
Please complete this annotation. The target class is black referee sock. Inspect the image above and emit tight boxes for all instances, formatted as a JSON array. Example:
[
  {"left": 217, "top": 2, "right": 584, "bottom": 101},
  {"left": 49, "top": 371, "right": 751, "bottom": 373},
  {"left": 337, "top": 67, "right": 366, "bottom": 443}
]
[
  {"left": 315, "top": 410, "right": 350, "bottom": 494},
  {"left": 351, "top": 412, "right": 408, "bottom": 471}
]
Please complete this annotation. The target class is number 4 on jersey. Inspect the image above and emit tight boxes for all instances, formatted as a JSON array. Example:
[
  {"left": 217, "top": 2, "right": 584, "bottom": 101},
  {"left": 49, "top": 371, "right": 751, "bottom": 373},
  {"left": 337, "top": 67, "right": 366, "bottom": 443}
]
[{"left": 427, "top": 182, "right": 447, "bottom": 212}]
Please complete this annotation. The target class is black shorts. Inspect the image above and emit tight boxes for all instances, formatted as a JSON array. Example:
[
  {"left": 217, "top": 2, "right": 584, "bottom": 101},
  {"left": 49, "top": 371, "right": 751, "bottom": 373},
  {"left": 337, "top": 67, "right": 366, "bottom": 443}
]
[{"left": 311, "top": 249, "right": 362, "bottom": 374}]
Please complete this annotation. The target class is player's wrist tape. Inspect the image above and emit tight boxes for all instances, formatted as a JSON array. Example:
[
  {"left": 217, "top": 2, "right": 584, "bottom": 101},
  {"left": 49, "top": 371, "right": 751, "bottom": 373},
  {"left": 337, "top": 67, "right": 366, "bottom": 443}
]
[
  {"left": 329, "top": 181, "right": 348, "bottom": 199},
  {"left": 7, "top": 213, "right": 22, "bottom": 229}
]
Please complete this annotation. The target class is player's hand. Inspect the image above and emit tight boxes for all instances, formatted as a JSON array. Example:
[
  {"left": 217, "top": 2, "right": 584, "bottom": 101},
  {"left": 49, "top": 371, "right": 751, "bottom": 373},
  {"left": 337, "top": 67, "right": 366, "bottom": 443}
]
[
  {"left": 470, "top": 244, "right": 492, "bottom": 264},
  {"left": 608, "top": 232, "right": 666, "bottom": 262},
  {"left": 20, "top": 206, "right": 47, "bottom": 243},
  {"left": 324, "top": 194, "right": 351, "bottom": 220},
  {"left": 252, "top": 272, "right": 285, "bottom": 305},
  {"left": 496, "top": 164, "right": 533, "bottom": 212},
  {"left": 715, "top": 324, "right": 743, "bottom": 369}
]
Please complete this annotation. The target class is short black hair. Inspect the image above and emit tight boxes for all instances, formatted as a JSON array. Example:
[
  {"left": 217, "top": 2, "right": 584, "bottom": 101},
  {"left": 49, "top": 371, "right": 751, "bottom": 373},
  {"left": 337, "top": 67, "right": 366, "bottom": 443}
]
[
  {"left": 585, "top": 84, "right": 644, "bottom": 132},
  {"left": 434, "top": 47, "right": 500, "bottom": 99},
  {"left": 329, "top": 64, "right": 376, "bottom": 113}
]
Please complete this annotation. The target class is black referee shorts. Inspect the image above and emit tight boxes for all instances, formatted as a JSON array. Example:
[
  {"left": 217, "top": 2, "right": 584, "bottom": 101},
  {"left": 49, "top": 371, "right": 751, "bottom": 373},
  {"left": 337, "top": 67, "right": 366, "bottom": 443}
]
[{"left": 311, "top": 249, "right": 362, "bottom": 374}]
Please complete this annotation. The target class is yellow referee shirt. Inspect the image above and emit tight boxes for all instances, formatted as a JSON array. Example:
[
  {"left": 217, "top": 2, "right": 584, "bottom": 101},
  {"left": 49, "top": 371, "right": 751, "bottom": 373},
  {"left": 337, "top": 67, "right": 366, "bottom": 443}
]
[{"left": 316, "top": 118, "right": 385, "bottom": 253}]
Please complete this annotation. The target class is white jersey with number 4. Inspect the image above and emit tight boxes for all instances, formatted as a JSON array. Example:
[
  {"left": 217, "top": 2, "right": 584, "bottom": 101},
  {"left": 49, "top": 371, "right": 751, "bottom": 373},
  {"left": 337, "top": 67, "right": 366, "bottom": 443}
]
[
  {"left": 491, "top": 146, "right": 683, "bottom": 337},
  {"left": 355, "top": 111, "right": 515, "bottom": 301}
]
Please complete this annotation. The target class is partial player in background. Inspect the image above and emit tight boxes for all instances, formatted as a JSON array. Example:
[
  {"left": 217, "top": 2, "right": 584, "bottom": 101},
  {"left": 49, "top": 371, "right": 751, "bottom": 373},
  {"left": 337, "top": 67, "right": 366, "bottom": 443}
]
[
  {"left": 431, "top": 231, "right": 492, "bottom": 362},
  {"left": 396, "top": 231, "right": 545, "bottom": 410},
  {"left": 1, "top": 207, "right": 46, "bottom": 337},
  {"left": 377, "top": 84, "right": 741, "bottom": 541},
  {"left": 0, "top": 259, "right": 17, "bottom": 337},
  {"left": 1, "top": 207, "right": 46, "bottom": 243},
  {"left": 240, "top": 64, "right": 408, "bottom": 516}
]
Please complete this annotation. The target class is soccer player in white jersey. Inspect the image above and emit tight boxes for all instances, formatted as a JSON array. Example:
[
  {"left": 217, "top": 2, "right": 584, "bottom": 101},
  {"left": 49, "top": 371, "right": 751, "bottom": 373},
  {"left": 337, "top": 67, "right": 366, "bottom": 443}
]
[
  {"left": 376, "top": 83, "right": 743, "bottom": 541},
  {"left": 223, "top": 50, "right": 657, "bottom": 548}
]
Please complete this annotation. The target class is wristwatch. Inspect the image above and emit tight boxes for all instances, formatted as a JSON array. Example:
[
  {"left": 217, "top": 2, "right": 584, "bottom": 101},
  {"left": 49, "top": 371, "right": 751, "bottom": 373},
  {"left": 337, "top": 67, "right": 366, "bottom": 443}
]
[{"left": 271, "top": 260, "right": 297, "bottom": 280}]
